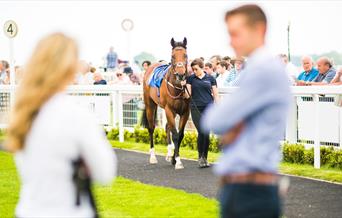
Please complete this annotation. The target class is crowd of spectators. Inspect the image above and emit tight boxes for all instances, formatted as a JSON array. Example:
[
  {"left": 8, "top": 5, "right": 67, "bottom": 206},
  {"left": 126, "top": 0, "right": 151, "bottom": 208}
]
[
  {"left": 192, "top": 54, "right": 340, "bottom": 88},
  {"left": 1, "top": 46, "right": 341, "bottom": 87}
]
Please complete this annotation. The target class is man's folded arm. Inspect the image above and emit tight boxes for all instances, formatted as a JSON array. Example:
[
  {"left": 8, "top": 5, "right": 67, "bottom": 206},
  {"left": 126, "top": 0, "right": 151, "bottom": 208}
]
[{"left": 201, "top": 69, "right": 281, "bottom": 135}]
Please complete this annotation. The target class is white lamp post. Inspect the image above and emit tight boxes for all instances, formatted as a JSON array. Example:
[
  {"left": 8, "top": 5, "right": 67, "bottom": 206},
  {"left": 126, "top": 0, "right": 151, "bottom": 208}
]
[{"left": 121, "top": 18, "right": 134, "bottom": 63}]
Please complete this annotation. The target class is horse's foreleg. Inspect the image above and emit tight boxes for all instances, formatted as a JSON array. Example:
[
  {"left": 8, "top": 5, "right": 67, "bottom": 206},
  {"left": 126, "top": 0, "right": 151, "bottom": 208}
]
[
  {"left": 164, "top": 106, "right": 180, "bottom": 168},
  {"left": 173, "top": 111, "right": 190, "bottom": 169}
]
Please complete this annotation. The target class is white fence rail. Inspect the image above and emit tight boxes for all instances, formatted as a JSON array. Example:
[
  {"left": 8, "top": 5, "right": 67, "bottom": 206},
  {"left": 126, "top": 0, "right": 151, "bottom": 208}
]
[{"left": 1, "top": 85, "right": 342, "bottom": 168}]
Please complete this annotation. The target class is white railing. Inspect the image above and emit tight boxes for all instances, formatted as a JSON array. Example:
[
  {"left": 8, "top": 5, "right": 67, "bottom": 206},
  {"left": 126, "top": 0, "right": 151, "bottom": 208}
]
[{"left": 1, "top": 85, "right": 342, "bottom": 169}]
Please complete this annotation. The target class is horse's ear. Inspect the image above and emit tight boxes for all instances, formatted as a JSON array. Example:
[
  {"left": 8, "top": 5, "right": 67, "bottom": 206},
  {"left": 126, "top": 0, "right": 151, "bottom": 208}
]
[
  {"left": 183, "top": 37, "right": 187, "bottom": 48},
  {"left": 170, "top": 38, "right": 175, "bottom": 48}
]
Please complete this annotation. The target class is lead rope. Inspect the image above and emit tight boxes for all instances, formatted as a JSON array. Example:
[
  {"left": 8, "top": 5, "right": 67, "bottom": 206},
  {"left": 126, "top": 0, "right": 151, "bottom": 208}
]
[{"left": 184, "top": 85, "right": 202, "bottom": 117}]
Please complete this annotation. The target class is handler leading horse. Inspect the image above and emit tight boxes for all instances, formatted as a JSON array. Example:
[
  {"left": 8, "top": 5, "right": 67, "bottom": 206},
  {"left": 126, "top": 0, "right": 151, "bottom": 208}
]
[{"left": 142, "top": 38, "right": 190, "bottom": 169}]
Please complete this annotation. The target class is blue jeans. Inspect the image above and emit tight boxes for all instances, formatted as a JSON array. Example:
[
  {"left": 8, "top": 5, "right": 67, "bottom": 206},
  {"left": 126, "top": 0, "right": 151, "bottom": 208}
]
[{"left": 219, "top": 183, "right": 281, "bottom": 218}]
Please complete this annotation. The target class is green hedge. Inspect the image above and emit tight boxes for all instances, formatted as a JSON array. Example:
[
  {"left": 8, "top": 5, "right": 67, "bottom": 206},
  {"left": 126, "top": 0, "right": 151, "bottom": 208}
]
[
  {"left": 107, "top": 127, "right": 219, "bottom": 152},
  {"left": 107, "top": 127, "right": 342, "bottom": 169},
  {"left": 282, "top": 142, "right": 342, "bottom": 169}
]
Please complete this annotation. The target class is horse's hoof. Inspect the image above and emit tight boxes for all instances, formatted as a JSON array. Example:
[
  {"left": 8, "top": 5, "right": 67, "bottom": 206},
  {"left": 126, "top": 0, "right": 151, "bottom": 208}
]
[
  {"left": 175, "top": 161, "right": 184, "bottom": 170},
  {"left": 171, "top": 157, "right": 176, "bottom": 165},
  {"left": 166, "top": 144, "right": 174, "bottom": 162},
  {"left": 165, "top": 155, "right": 172, "bottom": 162},
  {"left": 150, "top": 155, "right": 158, "bottom": 164},
  {"left": 175, "top": 157, "right": 184, "bottom": 170},
  {"left": 149, "top": 148, "right": 158, "bottom": 164}
]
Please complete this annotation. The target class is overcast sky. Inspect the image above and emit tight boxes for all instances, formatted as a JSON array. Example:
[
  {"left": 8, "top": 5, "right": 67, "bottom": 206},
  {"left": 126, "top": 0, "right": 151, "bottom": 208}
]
[{"left": 1, "top": 0, "right": 342, "bottom": 66}]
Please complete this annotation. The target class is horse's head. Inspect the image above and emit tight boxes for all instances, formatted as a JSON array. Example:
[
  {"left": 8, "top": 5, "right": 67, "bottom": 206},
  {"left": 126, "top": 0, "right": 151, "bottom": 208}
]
[{"left": 170, "top": 37, "right": 188, "bottom": 81}]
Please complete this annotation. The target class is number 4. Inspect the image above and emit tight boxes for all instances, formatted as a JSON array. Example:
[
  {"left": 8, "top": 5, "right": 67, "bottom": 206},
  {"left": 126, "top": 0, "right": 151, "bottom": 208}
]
[{"left": 7, "top": 24, "right": 13, "bottom": 35}]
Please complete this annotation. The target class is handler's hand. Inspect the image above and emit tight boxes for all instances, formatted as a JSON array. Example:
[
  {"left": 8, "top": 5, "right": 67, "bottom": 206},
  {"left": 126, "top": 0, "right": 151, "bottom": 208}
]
[
  {"left": 219, "top": 121, "right": 245, "bottom": 148},
  {"left": 180, "top": 80, "right": 186, "bottom": 86}
]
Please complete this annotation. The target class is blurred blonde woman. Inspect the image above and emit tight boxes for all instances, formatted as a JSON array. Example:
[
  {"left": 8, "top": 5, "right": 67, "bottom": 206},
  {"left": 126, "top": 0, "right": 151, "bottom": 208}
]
[{"left": 5, "top": 33, "right": 117, "bottom": 218}]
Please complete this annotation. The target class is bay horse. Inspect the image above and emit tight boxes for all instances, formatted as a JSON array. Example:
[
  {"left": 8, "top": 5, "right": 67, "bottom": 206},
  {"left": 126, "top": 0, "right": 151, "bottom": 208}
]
[{"left": 142, "top": 37, "right": 190, "bottom": 170}]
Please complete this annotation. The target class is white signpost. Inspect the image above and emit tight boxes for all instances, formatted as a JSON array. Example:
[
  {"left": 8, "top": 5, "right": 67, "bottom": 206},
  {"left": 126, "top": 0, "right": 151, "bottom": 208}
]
[
  {"left": 121, "top": 18, "right": 134, "bottom": 63},
  {"left": 3, "top": 20, "right": 18, "bottom": 85}
]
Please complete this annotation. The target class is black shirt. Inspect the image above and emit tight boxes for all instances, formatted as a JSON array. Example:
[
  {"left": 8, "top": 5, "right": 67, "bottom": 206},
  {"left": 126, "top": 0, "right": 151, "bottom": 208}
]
[{"left": 186, "top": 73, "right": 217, "bottom": 108}]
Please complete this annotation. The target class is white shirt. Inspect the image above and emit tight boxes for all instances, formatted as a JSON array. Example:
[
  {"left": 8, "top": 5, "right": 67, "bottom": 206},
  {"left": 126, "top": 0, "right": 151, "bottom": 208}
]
[
  {"left": 286, "top": 62, "right": 299, "bottom": 84},
  {"left": 15, "top": 92, "right": 117, "bottom": 218},
  {"left": 216, "top": 71, "right": 229, "bottom": 87}
]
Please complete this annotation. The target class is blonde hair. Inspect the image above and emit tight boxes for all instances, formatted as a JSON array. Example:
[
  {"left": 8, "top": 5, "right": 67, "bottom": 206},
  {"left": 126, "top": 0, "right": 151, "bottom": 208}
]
[{"left": 5, "top": 33, "right": 78, "bottom": 152}]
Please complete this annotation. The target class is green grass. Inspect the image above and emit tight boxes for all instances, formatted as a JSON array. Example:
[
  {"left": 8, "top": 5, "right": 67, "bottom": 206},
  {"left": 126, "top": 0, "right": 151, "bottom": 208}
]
[
  {"left": 279, "top": 162, "right": 342, "bottom": 183},
  {"left": 0, "top": 152, "right": 20, "bottom": 217},
  {"left": 111, "top": 140, "right": 342, "bottom": 183},
  {"left": 96, "top": 178, "right": 218, "bottom": 218},
  {"left": 0, "top": 151, "right": 218, "bottom": 218}
]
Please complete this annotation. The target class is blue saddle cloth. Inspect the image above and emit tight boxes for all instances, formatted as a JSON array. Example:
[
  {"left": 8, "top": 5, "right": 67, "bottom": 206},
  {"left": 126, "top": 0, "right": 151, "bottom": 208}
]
[{"left": 148, "top": 64, "right": 170, "bottom": 88}]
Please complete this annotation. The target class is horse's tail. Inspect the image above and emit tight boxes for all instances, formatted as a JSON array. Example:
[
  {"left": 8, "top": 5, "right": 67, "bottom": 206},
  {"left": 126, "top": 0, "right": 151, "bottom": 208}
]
[
  {"left": 141, "top": 109, "right": 149, "bottom": 128},
  {"left": 141, "top": 108, "right": 157, "bottom": 129}
]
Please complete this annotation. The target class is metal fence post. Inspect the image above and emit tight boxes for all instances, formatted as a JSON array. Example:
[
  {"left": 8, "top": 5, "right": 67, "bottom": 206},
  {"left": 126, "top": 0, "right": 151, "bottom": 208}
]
[
  {"left": 118, "top": 91, "right": 124, "bottom": 142},
  {"left": 110, "top": 91, "right": 116, "bottom": 129},
  {"left": 285, "top": 96, "right": 298, "bottom": 143},
  {"left": 313, "top": 94, "right": 320, "bottom": 169}
]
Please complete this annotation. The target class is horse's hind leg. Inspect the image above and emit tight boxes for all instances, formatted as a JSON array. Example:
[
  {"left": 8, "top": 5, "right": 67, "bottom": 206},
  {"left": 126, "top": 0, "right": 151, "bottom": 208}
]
[
  {"left": 165, "top": 123, "right": 174, "bottom": 162},
  {"left": 146, "top": 100, "right": 158, "bottom": 164}
]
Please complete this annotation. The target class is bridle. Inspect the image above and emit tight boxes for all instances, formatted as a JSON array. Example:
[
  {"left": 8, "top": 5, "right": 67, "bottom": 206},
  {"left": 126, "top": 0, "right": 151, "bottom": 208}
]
[
  {"left": 165, "top": 72, "right": 185, "bottom": 99},
  {"left": 165, "top": 47, "right": 188, "bottom": 99},
  {"left": 171, "top": 58, "right": 187, "bottom": 81}
]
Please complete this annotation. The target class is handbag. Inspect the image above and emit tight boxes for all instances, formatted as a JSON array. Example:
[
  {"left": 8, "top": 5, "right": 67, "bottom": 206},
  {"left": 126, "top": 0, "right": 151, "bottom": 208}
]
[{"left": 72, "top": 157, "right": 98, "bottom": 218}]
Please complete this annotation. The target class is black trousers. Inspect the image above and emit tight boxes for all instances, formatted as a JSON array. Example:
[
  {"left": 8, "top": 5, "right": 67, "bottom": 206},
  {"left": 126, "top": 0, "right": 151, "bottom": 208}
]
[
  {"left": 220, "top": 184, "right": 281, "bottom": 218},
  {"left": 191, "top": 106, "right": 210, "bottom": 159}
]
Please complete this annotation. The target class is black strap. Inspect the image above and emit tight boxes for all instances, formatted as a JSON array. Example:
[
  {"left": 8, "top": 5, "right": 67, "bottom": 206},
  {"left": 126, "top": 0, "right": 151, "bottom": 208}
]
[{"left": 72, "top": 158, "right": 98, "bottom": 218}]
